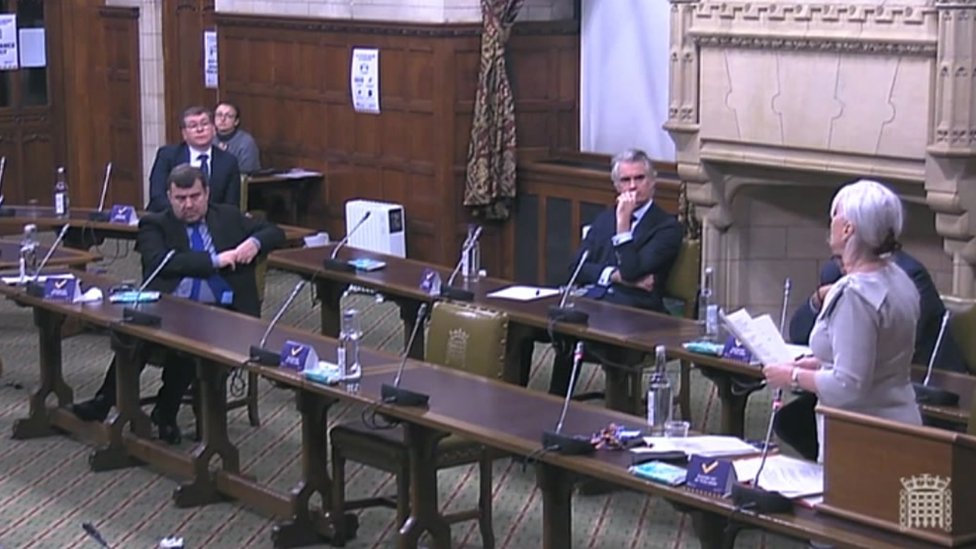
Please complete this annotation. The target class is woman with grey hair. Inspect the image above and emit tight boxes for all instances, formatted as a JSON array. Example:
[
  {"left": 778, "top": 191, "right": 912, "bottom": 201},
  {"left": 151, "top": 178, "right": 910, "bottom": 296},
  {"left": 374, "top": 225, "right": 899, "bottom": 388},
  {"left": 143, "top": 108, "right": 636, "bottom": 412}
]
[{"left": 763, "top": 179, "right": 922, "bottom": 461}]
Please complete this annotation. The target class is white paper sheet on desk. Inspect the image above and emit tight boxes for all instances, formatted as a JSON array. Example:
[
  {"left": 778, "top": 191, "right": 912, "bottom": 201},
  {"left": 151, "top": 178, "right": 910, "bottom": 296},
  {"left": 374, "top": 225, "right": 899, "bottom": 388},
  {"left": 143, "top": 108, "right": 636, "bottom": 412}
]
[
  {"left": 733, "top": 455, "right": 823, "bottom": 498},
  {"left": 277, "top": 169, "right": 322, "bottom": 179},
  {"left": 1, "top": 274, "right": 74, "bottom": 285},
  {"left": 486, "top": 285, "right": 560, "bottom": 301},
  {"left": 635, "top": 435, "right": 759, "bottom": 458}
]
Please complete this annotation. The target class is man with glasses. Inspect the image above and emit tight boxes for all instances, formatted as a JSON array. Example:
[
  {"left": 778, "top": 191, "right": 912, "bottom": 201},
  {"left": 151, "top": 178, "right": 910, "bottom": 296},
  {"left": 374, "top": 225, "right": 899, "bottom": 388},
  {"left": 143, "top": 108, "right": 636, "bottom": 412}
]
[
  {"left": 547, "top": 148, "right": 683, "bottom": 395},
  {"left": 213, "top": 101, "right": 261, "bottom": 173},
  {"left": 146, "top": 105, "right": 241, "bottom": 212}
]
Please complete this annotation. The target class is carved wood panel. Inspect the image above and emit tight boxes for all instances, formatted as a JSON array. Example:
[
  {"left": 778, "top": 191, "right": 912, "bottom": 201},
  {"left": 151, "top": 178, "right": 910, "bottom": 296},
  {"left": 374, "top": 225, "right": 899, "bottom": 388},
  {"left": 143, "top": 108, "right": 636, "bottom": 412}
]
[{"left": 163, "top": 0, "right": 216, "bottom": 142}]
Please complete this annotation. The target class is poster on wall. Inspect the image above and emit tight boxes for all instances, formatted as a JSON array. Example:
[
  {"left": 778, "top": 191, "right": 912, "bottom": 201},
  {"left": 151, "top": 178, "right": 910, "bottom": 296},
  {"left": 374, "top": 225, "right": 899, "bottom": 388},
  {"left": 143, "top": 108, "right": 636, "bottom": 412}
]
[
  {"left": 0, "top": 15, "right": 18, "bottom": 70},
  {"left": 18, "top": 28, "right": 45, "bottom": 68},
  {"left": 350, "top": 48, "right": 380, "bottom": 114},
  {"left": 204, "top": 30, "right": 218, "bottom": 88}
]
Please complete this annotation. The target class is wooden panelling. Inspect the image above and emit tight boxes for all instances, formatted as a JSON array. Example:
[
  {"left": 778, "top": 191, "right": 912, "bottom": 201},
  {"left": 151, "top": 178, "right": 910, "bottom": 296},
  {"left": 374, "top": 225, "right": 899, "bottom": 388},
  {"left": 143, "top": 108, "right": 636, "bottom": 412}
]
[
  {"left": 512, "top": 151, "right": 681, "bottom": 285},
  {"left": 163, "top": 0, "right": 217, "bottom": 142},
  {"left": 215, "top": 14, "right": 579, "bottom": 268}
]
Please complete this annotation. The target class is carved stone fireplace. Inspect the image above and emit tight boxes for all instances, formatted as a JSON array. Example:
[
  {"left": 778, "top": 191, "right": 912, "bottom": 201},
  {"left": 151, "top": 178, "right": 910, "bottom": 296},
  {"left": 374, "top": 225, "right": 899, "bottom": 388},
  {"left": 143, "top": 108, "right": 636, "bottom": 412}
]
[{"left": 666, "top": 0, "right": 976, "bottom": 318}]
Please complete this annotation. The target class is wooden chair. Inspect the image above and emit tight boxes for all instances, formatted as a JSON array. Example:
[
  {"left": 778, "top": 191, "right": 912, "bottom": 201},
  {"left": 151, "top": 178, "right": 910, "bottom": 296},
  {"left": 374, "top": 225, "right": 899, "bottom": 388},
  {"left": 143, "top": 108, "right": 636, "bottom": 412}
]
[
  {"left": 663, "top": 238, "right": 701, "bottom": 422},
  {"left": 329, "top": 301, "right": 508, "bottom": 547},
  {"left": 940, "top": 295, "right": 976, "bottom": 435}
]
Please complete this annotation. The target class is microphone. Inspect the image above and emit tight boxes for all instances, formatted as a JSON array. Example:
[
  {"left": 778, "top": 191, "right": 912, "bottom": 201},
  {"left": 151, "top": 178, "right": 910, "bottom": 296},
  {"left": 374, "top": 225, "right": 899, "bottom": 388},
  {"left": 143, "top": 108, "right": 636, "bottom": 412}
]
[
  {"left": 913, "top": 310, "right": 960, "bottom": 406},
  {"left": 541, "top": 341, "right": 593, "bottom": 454},
  {"left": 381, "top": 302, "right": 430, "bottom": 406},
  {"left": 88, "top": 162, "right": 114, "bottom": 221},
  {"left": 122, "top": 249, "right": 176, "bottom": 327},
  {"left": 81, "top": 522, "right": 111, "bottom": 548},
  {"left": 440, "top": 225, "right": 483, "bottom": 302},
  {"left": 24, "top": 224, "right": 71, "bottom": 297},
  {"left": 779, "top": 278, "right": 792, "bottom": 336},
  {"left": 322, "top": 211, "right": 371, "bottom": 272},
  {"left": 547, "top": 249, "right": 590, "bottom": 325},
  {"left": 0, "top": 156, "right": 11, "bottom": 217},
  {"left": 730, "top": 387, "right": 792, "bottom": 513},
  {"left": 249, "top": 278, "right": 309, "bottom": 365}
]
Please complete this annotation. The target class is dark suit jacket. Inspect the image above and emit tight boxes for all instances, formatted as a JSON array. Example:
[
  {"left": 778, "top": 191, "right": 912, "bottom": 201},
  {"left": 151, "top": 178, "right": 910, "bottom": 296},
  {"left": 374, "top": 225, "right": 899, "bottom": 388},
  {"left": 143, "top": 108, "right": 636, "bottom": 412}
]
[
  {"left": 572, "top": 202, "right": 683, "bottom": 312},
  {"left": 146, "top": 143, "right": 241, "bottom": 213},
  {"left": 788, "top": 250, "right": 967, "bottom": 372},
  {"left": 136, "top": 203, "right": 285, "bottom": 317}
]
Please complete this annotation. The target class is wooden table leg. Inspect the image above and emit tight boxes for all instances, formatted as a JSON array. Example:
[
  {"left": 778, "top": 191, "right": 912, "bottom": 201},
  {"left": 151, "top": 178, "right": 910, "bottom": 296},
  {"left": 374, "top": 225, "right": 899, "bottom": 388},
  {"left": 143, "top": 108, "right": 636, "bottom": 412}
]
[
  {"left": 89, "top": 331, "right": 151, "bottom": 471},
  {"left": 398, "top": 423, "right": 450, "bottom": 549},
  {"left": 173, "top": 358, "right": 241, "bottom": 507},
  {"left": 272, "top": 390, "right": 353, "bottom": 548},
  {"left": 316, "top": 280, "right": 344, "bottom": 339},
  {"left": 699, "top": 367, "right": 759, "bottom": 438},
  {"left": 688, "top": 509, "right": 741, "bottom": 549},
  {"left": 536, "top": 462, "right": 574, "bottom": 549},
  {"left": 12, "top": 308, "right": 72, "bottom": 439}
]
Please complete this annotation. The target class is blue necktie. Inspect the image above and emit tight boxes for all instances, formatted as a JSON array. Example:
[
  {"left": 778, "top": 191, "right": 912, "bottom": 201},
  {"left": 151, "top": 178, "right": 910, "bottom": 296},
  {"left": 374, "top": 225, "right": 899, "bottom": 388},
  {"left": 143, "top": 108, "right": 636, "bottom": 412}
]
[
  {"left": 197, "top": 153, "right": 210, "bottom": 183},
  {"left": 189, "top": 224, "right": 206, "bottom": 301}
]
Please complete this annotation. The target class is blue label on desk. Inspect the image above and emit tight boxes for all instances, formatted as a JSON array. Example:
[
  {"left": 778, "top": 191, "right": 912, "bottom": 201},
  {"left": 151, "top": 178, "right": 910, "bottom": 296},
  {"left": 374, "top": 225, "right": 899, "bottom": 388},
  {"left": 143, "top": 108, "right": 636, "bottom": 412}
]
[
  {"left": 44, "top": 277, "right": 81, "bottom": 302},
  {"left": 721, "top": 335, "right": 753, "bottom": 364},
  {"left": 685, "top": 455, "right": 737, "bottom": 496},
  {"left": 280, "top": 340, "right": 318, "bottom": 371},
  {"left": 110, "top": 205, "right": 136, "bottom": 224}
]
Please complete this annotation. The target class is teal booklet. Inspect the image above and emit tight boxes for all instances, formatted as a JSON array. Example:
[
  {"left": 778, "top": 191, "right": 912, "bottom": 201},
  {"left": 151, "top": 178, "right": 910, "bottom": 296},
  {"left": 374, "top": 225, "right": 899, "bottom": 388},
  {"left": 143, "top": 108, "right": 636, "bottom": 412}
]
[
  {"left": 628, "top": 460, "right": 687, "bottom": 486},
  {"left": 348, "top": 258, "right": 387, "bottom": 272}
]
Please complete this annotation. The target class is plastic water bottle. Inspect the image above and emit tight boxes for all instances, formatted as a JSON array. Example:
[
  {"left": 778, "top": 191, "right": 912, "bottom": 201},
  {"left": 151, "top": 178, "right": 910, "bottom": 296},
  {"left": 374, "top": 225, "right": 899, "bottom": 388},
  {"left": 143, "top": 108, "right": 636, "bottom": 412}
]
[
  {"left": 698, "top": 266, "right": 719, "bottom": 340},
  {"left": 19, "top": 224, "right": 38, "bottom": 281},
  {"left": 337, "top": 308, "right": 362, "bottom": 381},
  {"left": 646, "top": 345, "right": 673, "bottom": 435},
  {"left": 462, "top": 224, "right": 481, "bottom": 281},
  {"left": 53, "top": 166, "right": 69, "bottom": 218}
]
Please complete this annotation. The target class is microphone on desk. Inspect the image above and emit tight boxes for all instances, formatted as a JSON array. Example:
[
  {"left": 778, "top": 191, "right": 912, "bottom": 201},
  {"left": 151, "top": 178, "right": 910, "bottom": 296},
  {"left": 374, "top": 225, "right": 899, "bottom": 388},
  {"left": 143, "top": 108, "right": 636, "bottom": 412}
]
[
  {"left": 547, "top": 249, "right": 590, "bottom": 325},
  {"left": 541, "top": 341, "right": 594, "bottom": 455},
  {"left": 24, "top": 223, "right": 72, "bottom": 297},
  {"left": 322, "top": 211, "right": 371, "bottom": 272},
  {"left": 730, "top": 387, "right": 793, "bottom": 513},
  {"left": 381, "top": 302, "right": 431, "bottom": 406},
  {"left": 121, "top": 249, "right": 176, "bottom": 327},
  {"left": 249, "top": 278, "right": 310, "bottom": 365},
  {"left": 88, "top": 162, "right": 114, "bottom": 221},
  {"left": 440, "top": 225, "right": 483, "bottom": 302},
  {"left": 0, "top": 156, "right": 11, "bottom": 217},
  {"left": 913, "top": 311, "right": 960, "bottom": 406}
]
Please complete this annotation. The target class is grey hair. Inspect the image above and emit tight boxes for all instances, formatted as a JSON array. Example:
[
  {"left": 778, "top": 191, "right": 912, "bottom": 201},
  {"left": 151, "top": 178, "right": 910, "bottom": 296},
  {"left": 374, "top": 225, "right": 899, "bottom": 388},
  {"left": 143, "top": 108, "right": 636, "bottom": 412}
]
[
  {"left": 830, "top": 179, "right": 903, "bottom": 261},
  {"left": 610, "top": 148, "right": 656, "bottom": 183}
]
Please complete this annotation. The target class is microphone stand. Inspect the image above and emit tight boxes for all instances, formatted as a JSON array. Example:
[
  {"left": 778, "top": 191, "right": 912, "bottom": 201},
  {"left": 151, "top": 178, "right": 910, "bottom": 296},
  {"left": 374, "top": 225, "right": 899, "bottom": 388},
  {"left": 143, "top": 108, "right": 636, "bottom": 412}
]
[
  {"left": 0, "top": 156, "right": 12, "bottom": 217},
  {"left": 122, "top": 250, "right": 176, "bottom": 327},
  {"left": 440, "top": 226, "right": 482, "bottom": 302},
  {"left": 322, "top": 212, "right": 371, "bottom": 273},
  {"left": 913, "top": 311, "right": 959, "bottom": 406},
  {"left": 88, "top": 162, "right": 113, "bottom": 221},
  {"left": 25, "top": 224, "right": 71, "bottom": 297},
  {"left": 548, "top": 250, "right": 591, "bottom": 325},
  {"left": 541, "top": 342, "right": 594, "bottom": 455},
  {"left": 249, "top": 279, "right": 309, "bottom": 365},
  {"left": 381, "top": 302, "right": 431, "bottom": 406}
]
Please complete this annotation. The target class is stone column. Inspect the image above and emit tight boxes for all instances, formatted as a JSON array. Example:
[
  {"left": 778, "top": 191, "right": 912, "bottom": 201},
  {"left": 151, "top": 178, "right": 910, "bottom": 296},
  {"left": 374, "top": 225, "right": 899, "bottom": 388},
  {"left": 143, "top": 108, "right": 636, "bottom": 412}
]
[{"left": 928, "top": 0, "right": 976, "bottom": 296}]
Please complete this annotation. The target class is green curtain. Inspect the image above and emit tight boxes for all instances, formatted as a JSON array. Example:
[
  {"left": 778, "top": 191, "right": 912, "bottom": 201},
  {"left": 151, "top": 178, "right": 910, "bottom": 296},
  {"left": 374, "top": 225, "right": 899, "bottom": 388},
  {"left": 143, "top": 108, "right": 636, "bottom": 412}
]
[{"left": 463, "top": 0, "right": 524, "bottom": 220}]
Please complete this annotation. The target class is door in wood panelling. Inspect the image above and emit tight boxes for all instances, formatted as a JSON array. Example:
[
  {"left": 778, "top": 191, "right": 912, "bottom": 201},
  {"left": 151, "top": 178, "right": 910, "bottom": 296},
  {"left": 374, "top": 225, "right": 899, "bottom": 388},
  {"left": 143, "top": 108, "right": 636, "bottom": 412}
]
[{"left": 163, "top": 0, "right": 216, "bottom": 142}]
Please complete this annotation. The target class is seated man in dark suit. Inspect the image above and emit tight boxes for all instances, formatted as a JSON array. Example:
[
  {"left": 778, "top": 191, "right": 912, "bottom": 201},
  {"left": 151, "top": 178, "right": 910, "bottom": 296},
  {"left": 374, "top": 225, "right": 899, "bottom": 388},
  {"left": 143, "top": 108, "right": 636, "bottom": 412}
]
[
  {"left": 74, "top": 164, "right": 285, "bottom": 444},
  {"left": 548, "top": 148, "right": 683, "bottom": 395},
  {"left": 777, "top": 250, "right": 967, "bottom": 459},
  {"left": 146, "top": 105, "right": 242, "bottom": 212}
]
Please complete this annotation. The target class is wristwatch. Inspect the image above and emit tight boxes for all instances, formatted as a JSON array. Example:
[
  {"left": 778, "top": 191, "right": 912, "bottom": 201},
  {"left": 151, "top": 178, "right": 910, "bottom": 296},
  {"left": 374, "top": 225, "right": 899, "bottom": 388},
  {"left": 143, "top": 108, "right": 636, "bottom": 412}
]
[{"left": 790, "top": 367, "right": 801, "bottom": 391}]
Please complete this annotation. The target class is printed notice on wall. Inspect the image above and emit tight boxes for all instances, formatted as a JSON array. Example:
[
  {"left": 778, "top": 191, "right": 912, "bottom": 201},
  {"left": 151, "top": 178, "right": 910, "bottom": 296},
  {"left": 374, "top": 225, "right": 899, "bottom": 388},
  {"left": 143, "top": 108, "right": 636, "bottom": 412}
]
[
  {"left": 18, "top": 28, "right": 45, "bottom": 68},
  {"left": 204, "top": 30, "right": 218, "bottom": 88},
  {"left": 350, "top": 48, "right": 380, "bottom": 114},
  {"left": 0, "top": 15, "right": 18, "bottom": 70}
]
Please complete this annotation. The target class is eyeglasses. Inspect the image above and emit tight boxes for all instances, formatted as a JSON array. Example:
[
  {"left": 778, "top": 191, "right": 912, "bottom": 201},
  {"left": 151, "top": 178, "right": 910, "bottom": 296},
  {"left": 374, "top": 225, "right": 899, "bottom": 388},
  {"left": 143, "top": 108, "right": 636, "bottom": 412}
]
[{"left": 184, "top": 122, "right": 212, "bottom": 132}]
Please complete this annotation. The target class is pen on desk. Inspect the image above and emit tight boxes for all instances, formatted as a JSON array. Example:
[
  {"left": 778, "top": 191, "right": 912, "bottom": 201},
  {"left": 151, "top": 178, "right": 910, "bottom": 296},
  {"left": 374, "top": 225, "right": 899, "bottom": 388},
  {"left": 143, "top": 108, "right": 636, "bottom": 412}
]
[{"left": 535, "top": 289, "right": 541, "bottom": 296}]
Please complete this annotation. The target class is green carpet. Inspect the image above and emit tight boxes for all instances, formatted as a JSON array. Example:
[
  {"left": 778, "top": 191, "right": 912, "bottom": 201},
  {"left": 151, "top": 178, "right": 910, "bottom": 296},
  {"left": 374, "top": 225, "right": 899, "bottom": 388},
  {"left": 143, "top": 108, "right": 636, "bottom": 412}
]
[{"left": 0, "top": 239, "right": 803, "bottom": 548}]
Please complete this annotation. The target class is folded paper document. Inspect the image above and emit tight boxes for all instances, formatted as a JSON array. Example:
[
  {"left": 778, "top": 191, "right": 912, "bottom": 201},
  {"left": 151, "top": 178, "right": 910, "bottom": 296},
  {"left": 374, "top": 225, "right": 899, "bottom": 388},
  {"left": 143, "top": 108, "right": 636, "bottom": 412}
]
[
  {"left": 732, "top": 455, "right": 823, "bottom": 499},
  {"left": 720, "top": 309, "right": 796, "bottom": 365},
  {"left": 486, "top": 285, "right": 560, "bottom": 301},
  {"left": 633, "top": 435, "right": 760, "bottom": 459}
]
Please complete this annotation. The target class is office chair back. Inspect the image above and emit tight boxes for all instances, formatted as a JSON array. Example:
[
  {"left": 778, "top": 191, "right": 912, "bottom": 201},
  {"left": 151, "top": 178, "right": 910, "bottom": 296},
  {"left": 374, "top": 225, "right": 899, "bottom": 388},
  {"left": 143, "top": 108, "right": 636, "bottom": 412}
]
[
  {"left": 664, "top": 238, "right": 701, "bottom": 318},
  {"left": 943, "top": 295, "right": 976, "bottom": 376},
  {"left": 426, "top": 301, "right": 509, "bottom": 379}
]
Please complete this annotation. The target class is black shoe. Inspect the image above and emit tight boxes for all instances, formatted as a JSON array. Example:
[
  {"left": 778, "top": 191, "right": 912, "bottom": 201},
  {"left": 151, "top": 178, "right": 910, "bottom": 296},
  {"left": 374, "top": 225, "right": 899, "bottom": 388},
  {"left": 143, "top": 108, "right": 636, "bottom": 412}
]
[
  {"left": 150, "top": 408, "right": 182, "bottom": 445},
  {"left": 72, "top": 396, "right": 111, "bottom": 422}
]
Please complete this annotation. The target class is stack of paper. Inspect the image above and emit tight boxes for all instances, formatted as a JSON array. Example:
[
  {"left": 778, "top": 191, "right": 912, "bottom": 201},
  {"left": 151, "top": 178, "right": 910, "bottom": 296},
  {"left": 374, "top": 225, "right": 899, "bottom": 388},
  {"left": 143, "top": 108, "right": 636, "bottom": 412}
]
[
  {"left": 732, "top": 455, "right": 823, "bottom": 498},
  {"left": 721, "top": 309, "right": 796, "bottom": 365},
  {"left": 633, "top": 435, "right": 760, "bottom": 459}
]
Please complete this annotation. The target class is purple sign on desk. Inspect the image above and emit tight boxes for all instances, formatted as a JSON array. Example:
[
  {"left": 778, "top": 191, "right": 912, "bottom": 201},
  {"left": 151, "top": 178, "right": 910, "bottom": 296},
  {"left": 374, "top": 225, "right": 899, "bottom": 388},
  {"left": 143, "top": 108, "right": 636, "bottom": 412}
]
[
  {"left": 721, "top": 335, "right": 753, "bottom": 364},
  {"left": 280, "top": 340, "right": 318, "bottom": 371},
  {"left": 686, "top": 454, "right": 737, "bottom": 496},
  {"left": 43, "top": 277, "right": 81, "bottom": 302},
  {"left": 109, "top": 205, "right": 137, "bottom": 224}
]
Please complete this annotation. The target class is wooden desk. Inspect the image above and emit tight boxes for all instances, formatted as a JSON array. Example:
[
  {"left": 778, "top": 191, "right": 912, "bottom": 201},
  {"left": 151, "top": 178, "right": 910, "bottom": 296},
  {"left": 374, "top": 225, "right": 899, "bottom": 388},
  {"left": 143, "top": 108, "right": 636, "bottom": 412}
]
[
  {"left": 0, "top": 241, "right": 101, "bottom": 270},
  {"left": 0, "top": 205, "right": 314, "bottom": 249},
  {"left": 245, "top": 170, "right": 323, "bottom": 227}
]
